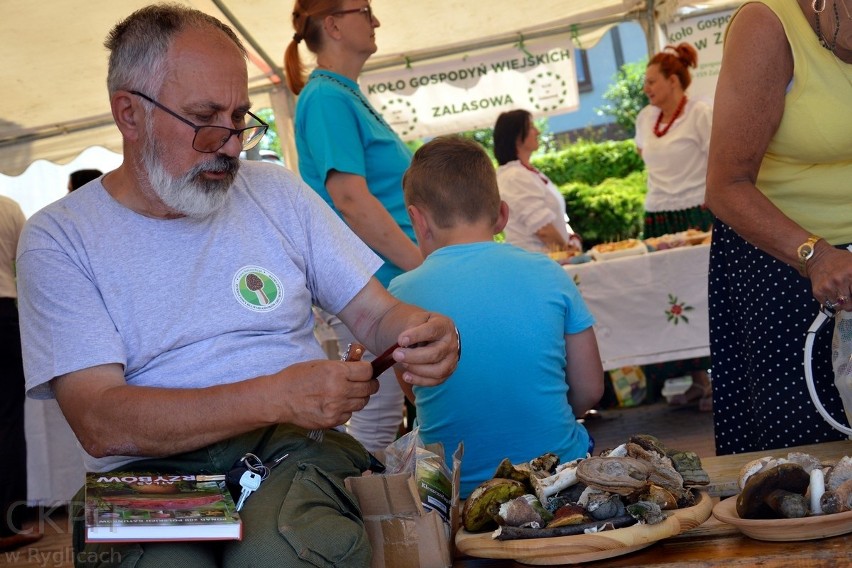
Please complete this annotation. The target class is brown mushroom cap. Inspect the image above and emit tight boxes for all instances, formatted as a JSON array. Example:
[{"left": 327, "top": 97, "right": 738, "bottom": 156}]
[
  {"left": 737, "top": 457, "right": 777, "bottom": 490},
  {"left": 825, "top": 456, "right": 852, "bottom": 492},
  {"left": 546, "top": 504, "right": 588, "bottom": 528},
  {"left": 576, "top": 456, "right": 652, "bottom": 496},
  {"left": 736, "top": 463, "right": 810, "bottom": 519}
]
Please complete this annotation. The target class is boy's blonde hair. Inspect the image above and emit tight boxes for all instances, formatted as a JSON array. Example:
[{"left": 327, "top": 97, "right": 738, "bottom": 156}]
[{"left": 403, "top": 136, "right": 500, "bottom": 229}]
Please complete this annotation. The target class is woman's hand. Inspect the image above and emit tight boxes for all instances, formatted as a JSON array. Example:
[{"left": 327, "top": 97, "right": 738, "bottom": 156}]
[{"left": 808, "top": 243, "right": 852, "bottom": 311}]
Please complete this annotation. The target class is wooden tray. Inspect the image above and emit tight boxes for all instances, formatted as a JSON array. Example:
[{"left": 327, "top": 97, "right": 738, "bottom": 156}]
[
  {"left": 455, "top": 491, "right": 712, "bottom": 565},
  {"left": 712, "top": 495, "right": 852, "bottom": 541}
]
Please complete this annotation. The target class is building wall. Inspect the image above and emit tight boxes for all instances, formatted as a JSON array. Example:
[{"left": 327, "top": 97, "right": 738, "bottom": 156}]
[{"left": 547, "top": 22, "right": 648, "bottom": 139}]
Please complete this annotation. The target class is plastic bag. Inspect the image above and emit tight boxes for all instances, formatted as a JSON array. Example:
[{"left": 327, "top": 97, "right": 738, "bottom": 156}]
[
  {"left": 383, "top": 427, "right": 453, "bottom": 524},
  {"left": 831, "top": 309, "right": 852, "bottom": 431}
]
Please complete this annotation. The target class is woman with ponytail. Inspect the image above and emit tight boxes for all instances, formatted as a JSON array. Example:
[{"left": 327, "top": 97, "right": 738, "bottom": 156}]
[{"left": 285, "top": 1, "right": 421, "bottom": 453}]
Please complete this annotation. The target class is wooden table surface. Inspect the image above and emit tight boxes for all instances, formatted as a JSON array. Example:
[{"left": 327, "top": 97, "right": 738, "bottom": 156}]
[{"left": 452, "top": 440, "right": 852, "bottom": 567}]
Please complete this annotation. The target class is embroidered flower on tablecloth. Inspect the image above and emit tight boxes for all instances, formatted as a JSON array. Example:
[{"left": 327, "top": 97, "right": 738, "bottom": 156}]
[{"left": 665, "top": 294, "right": 693, "bottom": 325}]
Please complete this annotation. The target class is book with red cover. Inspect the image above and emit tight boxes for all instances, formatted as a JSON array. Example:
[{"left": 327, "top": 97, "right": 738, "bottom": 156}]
[{"left": 85, "top": 471, "right": 242, "bottom": 542}]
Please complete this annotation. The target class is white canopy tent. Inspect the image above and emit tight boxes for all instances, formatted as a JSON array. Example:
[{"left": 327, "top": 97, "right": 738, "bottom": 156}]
[
  {"left": 9, "top": 1, "right": 738, "bottom": 505},
  {"left": 0, "top": 0, "right": 739, "bottom": 177}
]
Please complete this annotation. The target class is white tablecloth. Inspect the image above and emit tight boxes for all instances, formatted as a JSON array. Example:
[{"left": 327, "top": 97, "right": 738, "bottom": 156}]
[
  {"left": 25, "top": 398, "right": 86, "bottom": 505},
  {"left": 564, "top": 244, "right": 710, "bottom": 371}
]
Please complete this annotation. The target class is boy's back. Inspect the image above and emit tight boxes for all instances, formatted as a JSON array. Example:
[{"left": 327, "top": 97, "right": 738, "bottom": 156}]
[{"left": 389, "top": 240, "right": 594, "bottom": 498}]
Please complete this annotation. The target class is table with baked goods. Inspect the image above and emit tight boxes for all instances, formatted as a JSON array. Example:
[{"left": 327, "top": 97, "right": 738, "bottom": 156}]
[
  {"left": 452, "top": 439, "right": 852, "bottom": 567},
  {"left": 562, "top": 243, "right": 710, "bottom": 371}
]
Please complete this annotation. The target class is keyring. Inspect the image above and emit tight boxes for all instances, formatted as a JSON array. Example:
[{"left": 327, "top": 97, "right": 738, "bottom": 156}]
[
  {"left": 824, "top": 299, "right": 837, "bottom": 310},
  {"left": 240, "top": 452, "right": 270, "bottom": 480}
]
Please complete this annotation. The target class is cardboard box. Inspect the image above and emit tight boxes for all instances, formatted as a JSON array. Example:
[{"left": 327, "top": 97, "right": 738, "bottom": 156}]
[{"left": 345, "top": 443, "right": 462, "bottom": 568}]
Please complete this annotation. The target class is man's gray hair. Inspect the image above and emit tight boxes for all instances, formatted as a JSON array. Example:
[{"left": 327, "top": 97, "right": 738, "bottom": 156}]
[{"left": 104, "top": 3, "right": 247, "bottom": 97}]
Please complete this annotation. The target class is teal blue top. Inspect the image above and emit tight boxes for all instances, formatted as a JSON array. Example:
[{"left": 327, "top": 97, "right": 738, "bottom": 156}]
[{"left": 295, "top": 69, "right": 415, "bottom": 287}]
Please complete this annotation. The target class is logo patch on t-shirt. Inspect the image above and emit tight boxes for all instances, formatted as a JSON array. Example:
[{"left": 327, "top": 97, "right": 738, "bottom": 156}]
[{"left": 233, "top": 266, "right": 283, "bottom": 311}]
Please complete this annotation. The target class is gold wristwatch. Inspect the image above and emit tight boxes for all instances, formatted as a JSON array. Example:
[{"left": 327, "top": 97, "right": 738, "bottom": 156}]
[{"left": 796, "top": 234, "right": 822, "bottom": 277}]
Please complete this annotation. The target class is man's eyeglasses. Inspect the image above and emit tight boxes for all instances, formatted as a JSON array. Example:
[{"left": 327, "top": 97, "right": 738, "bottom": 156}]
[
  {"left": 332, "top": 5, "right": 373, "bottom": 21},
  {"left": 130, "top": 91, "right": 268, "bottom": 153}
]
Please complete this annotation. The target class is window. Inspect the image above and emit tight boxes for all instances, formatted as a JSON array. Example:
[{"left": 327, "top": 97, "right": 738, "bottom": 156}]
[{"left": 576, "top": 49, "right": 592, "bottom": 93}]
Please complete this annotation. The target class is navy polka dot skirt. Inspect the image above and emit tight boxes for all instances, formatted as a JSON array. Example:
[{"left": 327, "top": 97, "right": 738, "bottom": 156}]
[{"left": 709, "top": 221, "right": 849, "bottom": 455}]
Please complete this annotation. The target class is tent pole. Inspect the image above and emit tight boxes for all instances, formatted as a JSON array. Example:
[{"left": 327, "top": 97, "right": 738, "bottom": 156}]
[
  {"left": 212, "top": 0, "right": 287, "bottom": 86},
  {"left": 639, "top": 0, "right": 660, "bottom": 57},
  {"left": 268, "top": 90, "right": 299, "bottom": 175}
]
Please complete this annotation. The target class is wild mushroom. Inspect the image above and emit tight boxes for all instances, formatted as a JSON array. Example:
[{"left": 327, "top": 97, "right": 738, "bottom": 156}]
[
  {"left": 825, "top": 456, "right": 852, "bottom": 492},
  {"left": 808, "top": 468, "right": 826, "bottom": 515},
  {"left": 820, "top": 478, "right": 852, "bottom": 515},
  {"left": 736, "top": 463, "right": 810, "bottom": 519},
  {"left": 627, "top": 435, "right": 710, "bottom": 487},
  {"left": 495, "top": 495, "right": 544, "bottom": 528},
  {"left": 576, "top": 485, "right": 603, "bottom": 508},
  {"left": 492, "top": 458, "right": 533, "bottom": 491},
  {"left": 462, "top": 478, "right": 527, "bottom": 532},
  {"left": 668, "top": 451, "right": 710, "bottom": 486},
  {"left": 627, "top": 434, "right": 671, "bottom": 457},
  {"left": 530, "top": 462, "right": 580, "bottom": 504},
  {"left": 529, "top": 453, "right": 560, "bottom": 475},
  {"left": 546, "top": 503, "right": 589, "bottom": 528},
  {"left": 638, "top": 484, "right": 679, "bottom": 510},
  {"left": 626, "top": 442, "right": 674, "bottom": 469},
  {"left": 786, "top": 452, "right": 823, "bottom": 474},
  {"left": 576, "top": 456, "right": 652, "bottom": 496},
  {"left": 600, "top": 443, "right": 629, "bottom": 458},
  {"left": 737, "top": 456, "right": 779, "bottom": 490},
  {"left": 626, "top": 443, "right": 685, "bottom": 497},
  {"left": 625, "top": 501, "right": 666, "bottom": 524},
  {"left": 585, "top": 493, "right": 626, "bottom": 520}
]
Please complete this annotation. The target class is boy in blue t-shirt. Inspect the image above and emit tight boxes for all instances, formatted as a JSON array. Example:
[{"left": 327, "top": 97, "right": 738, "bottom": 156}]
[{"left": 388, "top": 136, "right": 604, "bottom": 498}]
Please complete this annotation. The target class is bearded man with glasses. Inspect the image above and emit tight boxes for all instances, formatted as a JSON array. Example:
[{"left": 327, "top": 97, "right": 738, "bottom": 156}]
[{"left": 15, "top": 4, "right": 459, "bottom": 566}]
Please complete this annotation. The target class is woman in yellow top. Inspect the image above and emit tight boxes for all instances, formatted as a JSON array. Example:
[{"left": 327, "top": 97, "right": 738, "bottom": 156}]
[{"left": 706, "top": 0, "right": 852, "bottom": 455}]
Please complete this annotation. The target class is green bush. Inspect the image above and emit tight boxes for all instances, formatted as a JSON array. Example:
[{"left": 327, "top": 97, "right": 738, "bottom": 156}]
[
  {"left": 561, "top": 171, "right": 647, "bottom": 247},
  {"left": 532, "top": 139, "right": 645, "bottom": 187}
]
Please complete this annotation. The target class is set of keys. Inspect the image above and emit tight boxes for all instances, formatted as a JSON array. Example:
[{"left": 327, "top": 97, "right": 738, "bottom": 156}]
[{"left": 227, "top": 451, "right": 289, "bottom": 511}]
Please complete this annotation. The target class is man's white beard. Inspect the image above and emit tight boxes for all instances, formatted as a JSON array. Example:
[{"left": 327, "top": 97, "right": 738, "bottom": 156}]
[{"left": 141, "top": 132, "right": 240, "bottom": 218}]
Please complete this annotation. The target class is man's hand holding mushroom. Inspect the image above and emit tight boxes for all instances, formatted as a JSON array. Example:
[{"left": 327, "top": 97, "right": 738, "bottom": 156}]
[
  {"left": 338, "top": 278, "right": 461, "bottom": 389},
  {"left": 388, "top": 310, "right": 460, "bottom": 387}
]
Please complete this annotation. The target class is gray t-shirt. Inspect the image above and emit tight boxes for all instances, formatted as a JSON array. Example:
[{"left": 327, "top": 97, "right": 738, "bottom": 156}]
[{"left": 16, "top": 160, "right": 381, "bottom": 471}]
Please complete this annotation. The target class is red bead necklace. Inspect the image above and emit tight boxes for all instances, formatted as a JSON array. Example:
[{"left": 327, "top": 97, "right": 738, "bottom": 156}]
[{"left": 653, "top": 96, "right": 687, "bottom": 137}]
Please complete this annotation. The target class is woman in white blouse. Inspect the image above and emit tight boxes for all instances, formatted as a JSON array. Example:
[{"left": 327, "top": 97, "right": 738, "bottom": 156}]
[
  {"left": 494, "top": 110, "right": 581, "bottom": 254},
  {"left": 634, "top": 42, "right": 714, "bottom": 238},
  {"left": 635, "top": 42, "right": 713, "bottom": 411}
]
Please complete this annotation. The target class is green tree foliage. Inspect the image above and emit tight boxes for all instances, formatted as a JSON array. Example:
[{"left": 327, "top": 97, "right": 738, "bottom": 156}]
[
  {"left": 532, "top": 139, "right": 645, "bottom": 187},
  {"left": 458, "top": 118, "right": 554, "bottom": 161},
  {"left": 255, "top": 108, "right": 282, "bottom": 158},
  {"left": 459, "top": 127, "right": 494, "bottom": 156},
  {"left": 596, "top": 59, "right": 649, "bottom": 136}
]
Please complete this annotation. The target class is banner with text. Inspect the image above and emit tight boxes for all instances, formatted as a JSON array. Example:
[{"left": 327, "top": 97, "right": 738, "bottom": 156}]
[
  {"left": 360, "top": 35, "right": 579, "bottom": 140},
  {"left": 664, "top": 9, "right": 734, "bottom": 105}
]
